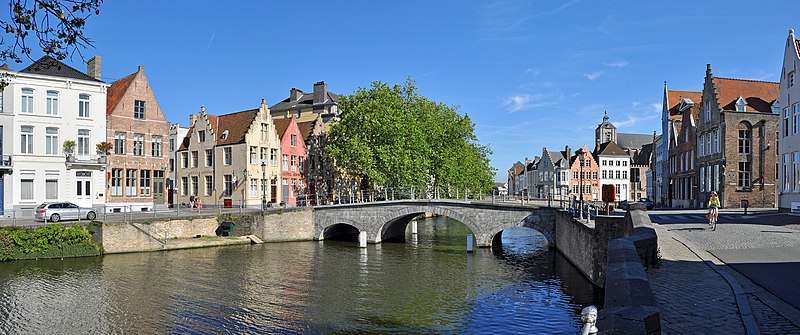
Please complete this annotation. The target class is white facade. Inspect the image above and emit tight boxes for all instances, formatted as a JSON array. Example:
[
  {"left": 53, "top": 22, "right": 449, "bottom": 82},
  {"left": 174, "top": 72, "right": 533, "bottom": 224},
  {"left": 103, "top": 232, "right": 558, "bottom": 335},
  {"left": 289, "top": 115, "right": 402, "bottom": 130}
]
[
  {"left": 598, "top": 155, "right": 631, "bottom": 202},
  {"left": 1, "top": 64, "right": 108, "bottom": 218},
  {"left": 779, "top": 29, "right": 800, "bottom": 212}
]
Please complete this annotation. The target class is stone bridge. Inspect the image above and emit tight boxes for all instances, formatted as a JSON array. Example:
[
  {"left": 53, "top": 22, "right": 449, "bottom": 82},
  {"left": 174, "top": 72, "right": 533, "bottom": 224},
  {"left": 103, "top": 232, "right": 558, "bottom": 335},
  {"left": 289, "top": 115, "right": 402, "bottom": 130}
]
[{"left": 313, "top": 200, "right": 556, "bottom": 247}]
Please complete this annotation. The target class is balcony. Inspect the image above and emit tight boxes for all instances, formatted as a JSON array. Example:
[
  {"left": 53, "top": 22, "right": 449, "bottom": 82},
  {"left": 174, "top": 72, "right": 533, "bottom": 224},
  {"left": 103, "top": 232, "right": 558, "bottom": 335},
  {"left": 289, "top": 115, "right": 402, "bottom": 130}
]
[
  {"left": 65, "top": 153, "right": 107, "bottom": 170},
  {"left": 0, "top": 155, "right": 11, "bottom": 173}
]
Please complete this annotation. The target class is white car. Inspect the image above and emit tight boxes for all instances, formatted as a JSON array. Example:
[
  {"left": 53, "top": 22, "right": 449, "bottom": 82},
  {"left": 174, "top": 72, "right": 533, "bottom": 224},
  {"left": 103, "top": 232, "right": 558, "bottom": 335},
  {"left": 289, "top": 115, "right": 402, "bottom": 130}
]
[{"left": 34, "top": 202, "right": 97, "bottom": 222}]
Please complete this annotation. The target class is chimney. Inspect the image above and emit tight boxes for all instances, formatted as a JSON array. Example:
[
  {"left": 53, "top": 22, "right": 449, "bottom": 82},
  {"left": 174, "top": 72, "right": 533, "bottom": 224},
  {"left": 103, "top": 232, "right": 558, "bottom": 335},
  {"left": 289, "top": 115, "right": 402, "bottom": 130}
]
[
  {"left": 565, "top": 145, "right": 572, "bottom": 161},
  {"left": 290, "top": 88, "right": 301, "bottom": 102},
  {"left": 87, "top": 56, "right": 101, "bottom": 80},
  {"left": 313, "top": 81, "right": 327, "bottom": 104},
  {"left": 190, "top": 113, "right": 198, "bottom": 126}
]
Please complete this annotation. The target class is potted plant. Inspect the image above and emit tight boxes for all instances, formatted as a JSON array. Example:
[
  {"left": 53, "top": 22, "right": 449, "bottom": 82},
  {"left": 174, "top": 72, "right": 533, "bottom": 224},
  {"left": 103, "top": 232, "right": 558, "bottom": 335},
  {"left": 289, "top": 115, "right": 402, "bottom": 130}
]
[
  {"left": 63, "top": 140, "right": 76, "bottom": 161},
  {"left": 96, "top": 141, "right": 113, "bottom": 163}
]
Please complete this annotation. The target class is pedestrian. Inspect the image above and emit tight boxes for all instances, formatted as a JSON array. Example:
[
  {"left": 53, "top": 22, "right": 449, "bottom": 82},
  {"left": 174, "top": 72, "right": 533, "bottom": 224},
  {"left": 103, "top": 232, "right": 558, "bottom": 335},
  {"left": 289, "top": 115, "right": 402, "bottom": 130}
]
[
  {"left": 197, "top": 198, "right": 203, "bottom": 209},
  {"left": 189, "top": 195, "right": 195, "bottom": 208},
  {"left": 707, "top": 191, "right": 720, "bottom": 225}
]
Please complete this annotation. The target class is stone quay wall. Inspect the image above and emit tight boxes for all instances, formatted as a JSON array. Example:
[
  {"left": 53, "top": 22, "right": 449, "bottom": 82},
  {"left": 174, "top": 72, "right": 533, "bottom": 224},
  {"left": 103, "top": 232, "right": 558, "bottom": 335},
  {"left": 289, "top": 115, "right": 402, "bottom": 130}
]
[{"left": 99, "top": 217, "right": 219, "bottom": 253}]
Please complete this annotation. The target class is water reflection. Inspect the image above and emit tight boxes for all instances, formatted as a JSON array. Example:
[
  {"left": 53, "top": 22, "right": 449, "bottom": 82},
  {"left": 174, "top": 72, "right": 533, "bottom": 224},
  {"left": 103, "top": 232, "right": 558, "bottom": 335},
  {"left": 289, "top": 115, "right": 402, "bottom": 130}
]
[{"left": 0, "top": 216, "right": 598, "bottom": 334}]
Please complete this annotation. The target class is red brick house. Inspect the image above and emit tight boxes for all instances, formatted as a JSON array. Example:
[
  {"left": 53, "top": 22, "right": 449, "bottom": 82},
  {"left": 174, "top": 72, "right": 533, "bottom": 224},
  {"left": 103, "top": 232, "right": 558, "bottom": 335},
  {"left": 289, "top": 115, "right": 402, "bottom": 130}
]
[
  {"left": 273, "top": 116, "right": 308, "bottom": 205},
  {"left": 666, "top": 89, "right": 702, "bottom": 208},
  {"left": 569, "top": 144, "right": 600, "bottom": 201},
  {"left": 105, "top": 66, "right": 170, "bottom": 212}
]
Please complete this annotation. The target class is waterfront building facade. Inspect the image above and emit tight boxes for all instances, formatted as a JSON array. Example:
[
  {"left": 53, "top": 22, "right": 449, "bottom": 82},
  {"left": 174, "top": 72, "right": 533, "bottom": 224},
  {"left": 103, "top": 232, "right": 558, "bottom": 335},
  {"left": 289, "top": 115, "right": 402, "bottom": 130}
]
[
  {"left": 595, "top": 141, "right": 631, "bottom": 202},
  {"left": 697, "top": 65, "right": 779, "bottom": 208},
  {"left": 1, "top": 56, "right": 108, "bottom": 217},
  {"left": 778, "top": 29, "right": 800, "bottom": 212},
  {"left": 666, "top": 90, "right": 702, "bottom": 208},
  {"left": 168, "top": 123, "right": 189, "bottom": 207},
  {"left": 273, "top": 117, "right": 308, "bottom": 205},
  {"left": 105, "top": 66, "right": 170, "bottom": 212},
  {"left": 569, "top": 145, "right": 599, "bottom": 202}
]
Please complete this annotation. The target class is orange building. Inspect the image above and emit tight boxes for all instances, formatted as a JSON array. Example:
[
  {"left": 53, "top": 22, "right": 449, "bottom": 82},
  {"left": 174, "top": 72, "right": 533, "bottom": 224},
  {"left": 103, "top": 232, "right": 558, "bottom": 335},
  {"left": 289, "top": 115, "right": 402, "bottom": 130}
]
[{"left": 569, "top": 144, "right": 600, "bottom": 201}]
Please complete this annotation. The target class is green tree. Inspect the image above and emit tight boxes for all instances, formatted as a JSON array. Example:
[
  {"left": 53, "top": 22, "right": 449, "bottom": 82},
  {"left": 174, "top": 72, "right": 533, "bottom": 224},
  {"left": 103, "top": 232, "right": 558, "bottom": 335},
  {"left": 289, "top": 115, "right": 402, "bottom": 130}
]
[{"left": 328, "top": 78, "right": 495, "bottom": 197}]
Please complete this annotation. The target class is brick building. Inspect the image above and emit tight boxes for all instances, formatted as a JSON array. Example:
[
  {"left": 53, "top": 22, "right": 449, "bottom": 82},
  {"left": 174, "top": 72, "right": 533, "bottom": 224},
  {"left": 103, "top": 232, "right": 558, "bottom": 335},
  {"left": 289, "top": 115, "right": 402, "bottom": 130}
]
[
  {"left": 569, "top": 144, "right": 599, "bottom": 202},
  {"left": 697, "top": 64, "right": 779, "bottom": 208},
  {"left": 106, "top": 66, "right": 170, "bottom": 212},
  {"left": 273, "top": 117, "right": 307, "bottom": 205},
  {"left": 666, "top": 89, "right": 702, "bottom": 208}
]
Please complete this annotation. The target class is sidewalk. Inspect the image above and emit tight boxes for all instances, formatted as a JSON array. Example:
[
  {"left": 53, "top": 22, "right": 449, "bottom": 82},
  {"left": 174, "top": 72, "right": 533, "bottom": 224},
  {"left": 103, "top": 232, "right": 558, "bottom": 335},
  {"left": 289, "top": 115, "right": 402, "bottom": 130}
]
[{"left": 648, "top": 217, "right": 800, "bottom": 334}]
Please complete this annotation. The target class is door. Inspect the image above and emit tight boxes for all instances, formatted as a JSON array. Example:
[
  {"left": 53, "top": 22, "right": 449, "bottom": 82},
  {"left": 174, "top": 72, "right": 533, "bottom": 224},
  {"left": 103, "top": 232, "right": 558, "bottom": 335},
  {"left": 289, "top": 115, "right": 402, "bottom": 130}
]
[
  {"left": 271, "top": 178, "right": 277, "bottom": 203},
  {"left": 153, "top": 170, "right": 165, "bottom": 204},
  {"left": 75, "top": 171, "right": 92, "bottom": 208}
]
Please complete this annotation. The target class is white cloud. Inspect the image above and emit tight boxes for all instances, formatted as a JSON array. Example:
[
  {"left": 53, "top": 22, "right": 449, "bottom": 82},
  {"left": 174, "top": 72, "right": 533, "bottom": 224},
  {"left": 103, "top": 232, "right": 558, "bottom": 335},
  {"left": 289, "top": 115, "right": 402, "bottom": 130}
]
[
  {"left": 631, "top": 101, "right": 641, "bottom": 107},
  {"left": 584, "top": 71, "right": 603, "bottom": 81},
  {"left": 502, "top": 93, "right": 561, "bottom": 112},
  {"left": 603, "top": 60, "right": 629, "bottom": 68},
  {"left": 650, "top": 103, "right": 661, "bottom": 112}
]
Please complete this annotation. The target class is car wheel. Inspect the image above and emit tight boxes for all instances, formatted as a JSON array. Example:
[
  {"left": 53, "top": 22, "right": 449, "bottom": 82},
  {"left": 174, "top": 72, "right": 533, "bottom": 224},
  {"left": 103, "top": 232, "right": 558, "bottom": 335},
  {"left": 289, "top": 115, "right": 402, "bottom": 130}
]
[
  {"left": 49, "top": 213, "right": 60, "bottom": 222},
  {"left": 87, "top": 211, "right": 96, "bottom": 220}
]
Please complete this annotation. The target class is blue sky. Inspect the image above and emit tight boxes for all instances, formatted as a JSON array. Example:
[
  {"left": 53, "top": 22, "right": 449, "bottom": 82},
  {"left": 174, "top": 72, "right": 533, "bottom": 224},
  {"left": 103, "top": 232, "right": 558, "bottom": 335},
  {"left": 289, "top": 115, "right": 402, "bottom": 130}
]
[{"left": 26, "top": 1, "right": 800, "bottom": 181}]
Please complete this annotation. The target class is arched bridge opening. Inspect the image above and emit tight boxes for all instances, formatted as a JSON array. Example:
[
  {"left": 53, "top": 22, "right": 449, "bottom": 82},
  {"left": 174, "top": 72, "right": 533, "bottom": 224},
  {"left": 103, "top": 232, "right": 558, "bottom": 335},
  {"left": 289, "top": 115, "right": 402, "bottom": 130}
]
[{"left": 322, "top": 223, "right": 360, "bottom": 243}]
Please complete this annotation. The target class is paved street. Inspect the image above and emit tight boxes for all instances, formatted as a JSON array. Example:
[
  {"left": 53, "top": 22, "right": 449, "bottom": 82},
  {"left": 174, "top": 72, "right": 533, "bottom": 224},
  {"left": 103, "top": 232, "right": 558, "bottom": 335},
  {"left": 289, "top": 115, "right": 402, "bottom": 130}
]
[{"left": 647, "top": 209, "right": 800, "bottom": 334}]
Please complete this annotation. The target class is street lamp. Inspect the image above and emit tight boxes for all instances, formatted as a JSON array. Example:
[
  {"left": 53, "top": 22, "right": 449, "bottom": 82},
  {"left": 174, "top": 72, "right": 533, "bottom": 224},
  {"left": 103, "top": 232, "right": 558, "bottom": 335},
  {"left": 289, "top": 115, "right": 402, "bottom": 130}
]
[
  {"left": 261, "top": 160, "right": 267, "bottom": 210},
  {"left": 243, "top": 168, "right": 248, "bottom": 209},
  {"left": 579, "top": 155, "right": 585, "bottom": 220}
]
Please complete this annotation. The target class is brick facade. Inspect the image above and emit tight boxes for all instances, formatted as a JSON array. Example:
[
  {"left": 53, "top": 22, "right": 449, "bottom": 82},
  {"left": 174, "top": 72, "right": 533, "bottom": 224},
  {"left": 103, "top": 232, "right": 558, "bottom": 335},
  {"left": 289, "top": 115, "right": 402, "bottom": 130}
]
[
  {"left": 667, "top": 90, "right": 702, "bottom": 208},
  {"left": 570, "top": 144, "right": 600, "bottom": 201}
]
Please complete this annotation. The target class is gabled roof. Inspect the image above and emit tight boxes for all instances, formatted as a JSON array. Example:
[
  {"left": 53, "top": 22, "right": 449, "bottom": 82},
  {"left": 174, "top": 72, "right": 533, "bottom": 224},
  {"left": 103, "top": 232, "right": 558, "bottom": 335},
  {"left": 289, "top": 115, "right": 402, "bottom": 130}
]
[
  {"left": 795, "top": 39, "right": 800, "bottom": 58},
  {"left": 178, "top": 125, "right": 194, "bottom": 151},
  {"left": 20, "top": 55, "right": 103, "bottom": 82},
  {"left": 106, "top": 72, "right": 136, "bottom": 114},
  {"left": 215, "top": 109, "right": 259, "bottom": 146},
  {"left": 633, "top": 143, "right": 653, "bottom": 166},
  {"left": 273, "top": 119, "right": 291, "bottom": 139},
  {"left": 595, "top": 140, "right": 629, "bottom": 157},
  {"left": 271, "top": 89, "right": 340, "bottom": 112},
  {"left": 297, "top": 120, "right": 315, "bottom": 140},
  {"left": 544, "top": 149, "right": 566, "bottom": 167},
  {"left": 667, "top": 89, "right": 702, "bottom": 118},
  {"left": 617, "top": 133, "right": 653, "bottom": 151},
  {"left": 712, "top": 77, "right": 779, "bottom": 113}
]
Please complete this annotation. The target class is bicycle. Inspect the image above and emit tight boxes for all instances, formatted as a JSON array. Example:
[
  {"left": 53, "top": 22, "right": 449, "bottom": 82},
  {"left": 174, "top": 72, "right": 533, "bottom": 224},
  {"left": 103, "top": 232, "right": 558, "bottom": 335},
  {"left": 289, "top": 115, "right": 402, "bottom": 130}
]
[{"left": 708, "top": 207, "right": 718, "bottom": 231}]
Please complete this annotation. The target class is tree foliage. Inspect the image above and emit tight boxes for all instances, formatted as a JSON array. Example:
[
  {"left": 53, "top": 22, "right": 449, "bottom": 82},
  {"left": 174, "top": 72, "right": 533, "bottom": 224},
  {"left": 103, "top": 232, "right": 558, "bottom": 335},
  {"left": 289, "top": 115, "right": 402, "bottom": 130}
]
[{"left": 327, "top": 78, "right": 495, "bottom": 194}]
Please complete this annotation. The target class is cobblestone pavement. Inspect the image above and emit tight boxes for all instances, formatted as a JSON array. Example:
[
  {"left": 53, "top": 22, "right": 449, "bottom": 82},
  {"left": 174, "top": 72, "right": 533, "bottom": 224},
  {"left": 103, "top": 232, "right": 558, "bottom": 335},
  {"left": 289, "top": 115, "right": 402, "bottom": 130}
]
[
  {"left": 649, "top": 212, "right": 800, "bottom": 334},
  {"left": 648, "top": 224, "right": 746, "bottom": 334}
]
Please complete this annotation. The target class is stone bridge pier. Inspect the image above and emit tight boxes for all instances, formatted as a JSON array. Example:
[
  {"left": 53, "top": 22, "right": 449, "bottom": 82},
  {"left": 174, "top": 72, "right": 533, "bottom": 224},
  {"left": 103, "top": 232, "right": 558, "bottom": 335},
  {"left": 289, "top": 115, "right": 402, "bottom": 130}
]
[{"left": 313, "top": 200, "right": 554, "bottom": 247}]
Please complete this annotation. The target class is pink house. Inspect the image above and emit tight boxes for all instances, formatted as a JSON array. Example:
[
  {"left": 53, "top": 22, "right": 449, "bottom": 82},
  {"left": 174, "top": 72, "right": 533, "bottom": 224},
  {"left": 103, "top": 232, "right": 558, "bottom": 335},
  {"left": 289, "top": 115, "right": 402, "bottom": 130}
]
[{"left": 273, "top": 117, "right": 308, "bottom": 205}]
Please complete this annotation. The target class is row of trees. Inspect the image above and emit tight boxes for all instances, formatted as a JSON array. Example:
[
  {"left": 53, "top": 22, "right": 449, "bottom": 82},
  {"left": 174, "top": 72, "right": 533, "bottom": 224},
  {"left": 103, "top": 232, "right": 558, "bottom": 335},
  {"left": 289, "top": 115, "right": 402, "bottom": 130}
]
[{"left": 327, "top": 78, "right": 495, "bottom": 197}]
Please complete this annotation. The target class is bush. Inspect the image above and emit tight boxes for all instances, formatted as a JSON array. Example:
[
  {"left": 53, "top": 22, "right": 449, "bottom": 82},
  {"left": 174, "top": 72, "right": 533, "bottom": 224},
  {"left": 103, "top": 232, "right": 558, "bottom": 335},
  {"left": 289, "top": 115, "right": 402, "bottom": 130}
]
[{"left": 0, "top": 224, "right": 101, "bottom": 261}]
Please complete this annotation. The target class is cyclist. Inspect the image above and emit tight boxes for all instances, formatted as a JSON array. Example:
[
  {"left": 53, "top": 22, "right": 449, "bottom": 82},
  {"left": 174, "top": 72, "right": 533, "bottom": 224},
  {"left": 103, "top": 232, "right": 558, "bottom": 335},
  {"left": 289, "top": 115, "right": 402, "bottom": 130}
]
[{"left": 707, "top": 191, "right": 720, "bottom": 227}]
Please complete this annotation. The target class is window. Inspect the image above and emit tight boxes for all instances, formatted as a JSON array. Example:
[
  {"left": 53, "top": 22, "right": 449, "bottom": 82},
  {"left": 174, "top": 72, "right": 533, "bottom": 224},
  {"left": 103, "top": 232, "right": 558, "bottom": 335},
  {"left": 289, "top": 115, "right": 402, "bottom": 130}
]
[
  {"left": 45, "top": 127, "right": 58, "bottom": 155},
  {"left": 573, "top": 185, "right": 578, "bottom": 193},
  {"left": 169, "top": 158, "right": 174, "bottom": 172},
  {"left": 78, "top": 94, "right": 90, "bottom": 117},
  {"left": 714, "top": 129, "right": 720, "bottom": 153},
  {"left": 224, "top": 175, "right": 233, "bottom": 196},
  {"left": 616, "top": 160, "right": 620, "bottom": 166},
  {"left": 0, "top": 91, "right": 3, "bottom": 113},
  {"left": 191, "top": 151, "right": 198, "bottom": 168},
  {"left": 291, "top": 134, "right": 297, "bottom": 147},
  {"left": 21, "top": 125, "right": 33, "bottom": 153},
  {"left": 169, "top": 138, "right": 175, "bottom": 152},
  {"left": 181, "top": 152, "right": 188, "bottom": 168},
  {"left": 283, "top": 154, "right": 289, "bottom": 170},
  {"left": 223, "top": 147, "right": 232, "bottom": 165},
  {"left": 21, "top": 88, "right": 33, "bottom": 113},
  {"left": 191, "top": 176, "right": 198, "bottom": 196},
  {"left": 738, "top": 124, "right": 751, "bottom": 154},
  {"left": 46, "top": 179, "right": 58, "bottom": 199},
  {"left": 198, "top": 130, "right": 206, "bottom": 142},
  {"left": 593, "top": 172, "right": 597, "bottom": 179},
  {"left": 700, "top": 166, "right": 706, "bottom": 192},
  {"left": 126, "top": 169, "right": 137, "bottom": 196},
  {"left": 707, "top": 134, "right": 712, "bottom": 155},
  {"left": 615, "top": 171, "right": 620, "bottom": 179},
  {"left": 795, "top": 152, "right": 800, "bottom": 192},
  {"left": 21, "top": 179, "right": 33, "bottom": 200},
  {"left": 152, "top": 136, "right": 162, "bottom": 157},
  {"left": 114, "top": 132, "right": 126, "bottom": 154},
  {"left": 271, "top": 149, "right": 278, "bottom": 166},
  {"left": 602, "top": 159, "right": 606, "bottom": 166},
  {"left": 790, "top": 71, "right": 795, "bottom": 87},
  {"left": 77, "top": 129, "right": 90, "bottom": 155},
  {"left": 699, "top": 134, "right": 704, "bottom": 156},
  {"left": 622, "top": 161, "right": 627, "bottom": 166},
  {"left": 574, "top": 172, "right": 578, "bottom": 179},
  {"left": 785, "top": 108, "right": 791, "bottom": 137},
  {"left": 738, "top": 162, "right": 751, "bottom": 188},
  {"left": 133, "top": 134, "right": 144, "bottom": 156},
  {"left": 705, "top": 100, "right": 711, "bottom": 122},
  {"left": 299, "top": 156, "right": 304, "bottom": 172},
  {"left": 260, "top": 148, "right": 267, "bottom": 163},
  {"left": 134, "top": 100, "right": 145, "bottom": 119},
  {"left": 622, "top": 171, "right": 627, "bottom": 179},
  {"left": 181, "top": 177, "right": 188, "bottom": 196},
  {"left": 261, "top": 123, "right": 268, "bottom": 141},
  {"left": 140, "top": 170, "right": 151, "bottom": 196},
  {"left": 111, "top": 169, "right": 123, "bottom": 196},
  {"left": 250, "top": 178, "right": 258, "bottom": 196},
  {"left": 205, "top": 149, "right": 213, "bottom": 166},
  {"left": 291, "top": 155, "right": 296, "bottom": 171},
  {"left": 205, "top": 176, "right": 213, "bottom": 196},
  {"left": 735, "top": 98, "right": 746, "bottom": 112},
  {"left": 291, "top": 179, "right": 296, "bottom": 198},
  {"left": 602, "top": 170, "right": 607, "bottom": 179},
  {"left": 794, "top": 103, "right": 800, "bottom": 135},
  {"left": 46, "top": 91, "right": 59, "bottom": 115},
  {"left": 250, "top": 146, "right": 257, "bottom": 164}
]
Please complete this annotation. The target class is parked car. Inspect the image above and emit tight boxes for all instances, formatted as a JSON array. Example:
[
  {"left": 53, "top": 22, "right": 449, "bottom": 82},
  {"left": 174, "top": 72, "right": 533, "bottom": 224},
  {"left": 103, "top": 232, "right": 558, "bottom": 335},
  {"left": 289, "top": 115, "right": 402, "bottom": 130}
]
[
  {"left": 34, "top": 202, "right": 97, "bottom": 222},
  {"left": 639, "top": 198, "right": 654, "bottom": 210}
]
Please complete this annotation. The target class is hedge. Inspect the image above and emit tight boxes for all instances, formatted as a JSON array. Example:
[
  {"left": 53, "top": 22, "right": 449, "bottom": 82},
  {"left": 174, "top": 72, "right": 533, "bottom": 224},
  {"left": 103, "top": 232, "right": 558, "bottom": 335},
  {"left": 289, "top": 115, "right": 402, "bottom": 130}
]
[{"left": 0, "top": 224, "right": 103, "bottom": 261}]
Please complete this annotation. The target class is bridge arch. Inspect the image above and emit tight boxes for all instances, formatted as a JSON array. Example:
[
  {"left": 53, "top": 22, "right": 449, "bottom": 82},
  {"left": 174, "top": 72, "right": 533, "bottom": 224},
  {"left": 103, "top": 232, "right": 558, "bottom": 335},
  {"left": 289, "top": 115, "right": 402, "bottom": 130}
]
[
  {"left": 488, "top": 213, "right": 555, "bottom": 248},
  {"left": 376, "top": 205, "right": 480, "bottom": 244},
  {"left": 315, "top": 217, "right": 369, "bottom": 242}
]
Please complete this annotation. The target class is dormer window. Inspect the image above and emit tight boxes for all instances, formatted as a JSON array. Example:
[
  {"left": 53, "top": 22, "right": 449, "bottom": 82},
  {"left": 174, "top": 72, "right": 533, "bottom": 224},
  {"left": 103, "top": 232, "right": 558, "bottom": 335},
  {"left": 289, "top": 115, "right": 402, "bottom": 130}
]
[
  {"left": 221, "top": 130, "right": 229, "bottom": 140},
  {"left": 735, "top": 96, "right": 747, "bottom": 112}
]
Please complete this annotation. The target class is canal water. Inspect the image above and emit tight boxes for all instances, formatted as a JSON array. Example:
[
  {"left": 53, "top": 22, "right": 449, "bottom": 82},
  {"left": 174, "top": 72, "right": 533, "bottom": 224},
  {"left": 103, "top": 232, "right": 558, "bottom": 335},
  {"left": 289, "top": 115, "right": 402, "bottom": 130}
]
[{"left": 0, "top": 217, "right": 599, "bottom": 334}]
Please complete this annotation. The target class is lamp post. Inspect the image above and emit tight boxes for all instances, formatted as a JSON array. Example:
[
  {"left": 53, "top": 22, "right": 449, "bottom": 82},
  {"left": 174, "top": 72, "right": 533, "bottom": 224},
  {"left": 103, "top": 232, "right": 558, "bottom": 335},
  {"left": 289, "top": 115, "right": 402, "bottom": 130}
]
[
  {"left": 579, "top": 155, "right": 585, "bottom": 220},
  {"left": 242, "top": 168, "right": 248, "bottom": 209},
  {"left": 261, "top": 161, "right": 267, "bottom": 210}
]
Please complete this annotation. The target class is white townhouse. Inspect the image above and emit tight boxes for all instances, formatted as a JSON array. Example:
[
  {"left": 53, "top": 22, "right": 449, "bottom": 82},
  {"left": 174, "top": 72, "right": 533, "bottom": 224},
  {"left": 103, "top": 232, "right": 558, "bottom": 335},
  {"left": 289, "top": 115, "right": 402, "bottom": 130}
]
[
  {"left": 1, "top": 56, "right": 108, "bottom": 217},
  {"left": 779, "top": 29, "right": 800, "bottom": 212},
  {"left": 595, "top": 141, "right": 631, "bottom": 202}
]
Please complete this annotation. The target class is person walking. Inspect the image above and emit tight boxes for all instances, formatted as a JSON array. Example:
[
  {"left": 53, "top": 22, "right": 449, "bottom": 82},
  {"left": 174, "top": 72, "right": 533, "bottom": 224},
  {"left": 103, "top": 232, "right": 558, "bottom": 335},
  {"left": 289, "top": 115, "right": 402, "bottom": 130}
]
[
  {"left": 197, "top": 198, "right": 203, "bottom": 209},
  {"left": 707, "top": 191, "right": 720, "bottom": 229}
]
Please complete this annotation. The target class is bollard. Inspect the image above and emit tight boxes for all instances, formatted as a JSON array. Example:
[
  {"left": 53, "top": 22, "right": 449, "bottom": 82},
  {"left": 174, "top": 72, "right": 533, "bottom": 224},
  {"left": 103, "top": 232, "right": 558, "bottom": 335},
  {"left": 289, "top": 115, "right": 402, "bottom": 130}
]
[
  {"left": 580, "top": 305, "right": 598, "bottom": 335},
  {"left": 358, "top": 231, "right": 367, "bottom": 248},
  {"left": 466, "top": 234, "right": 474, "bottom": 253}
]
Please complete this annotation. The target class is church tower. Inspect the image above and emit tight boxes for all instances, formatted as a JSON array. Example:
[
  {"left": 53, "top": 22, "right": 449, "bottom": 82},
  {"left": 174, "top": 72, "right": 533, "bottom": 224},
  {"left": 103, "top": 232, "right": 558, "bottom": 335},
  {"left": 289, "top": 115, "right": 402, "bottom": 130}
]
[{"left": 595, "top": 111, "right": 617, "bottom": 150}]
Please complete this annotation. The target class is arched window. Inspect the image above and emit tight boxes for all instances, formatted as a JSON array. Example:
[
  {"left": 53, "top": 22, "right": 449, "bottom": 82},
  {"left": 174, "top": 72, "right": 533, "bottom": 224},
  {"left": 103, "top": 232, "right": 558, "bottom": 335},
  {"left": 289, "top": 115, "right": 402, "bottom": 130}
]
[{"left": 738, "top": 122, "right": 751, "bottom": 154}]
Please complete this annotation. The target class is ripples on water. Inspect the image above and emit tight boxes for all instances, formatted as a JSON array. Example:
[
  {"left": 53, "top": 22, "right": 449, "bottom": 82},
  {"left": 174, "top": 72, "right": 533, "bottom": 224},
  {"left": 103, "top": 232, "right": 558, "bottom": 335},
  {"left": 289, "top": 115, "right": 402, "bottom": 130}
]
[{"left": 0, "top": 217, "right": 599, "bottom": 334}]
